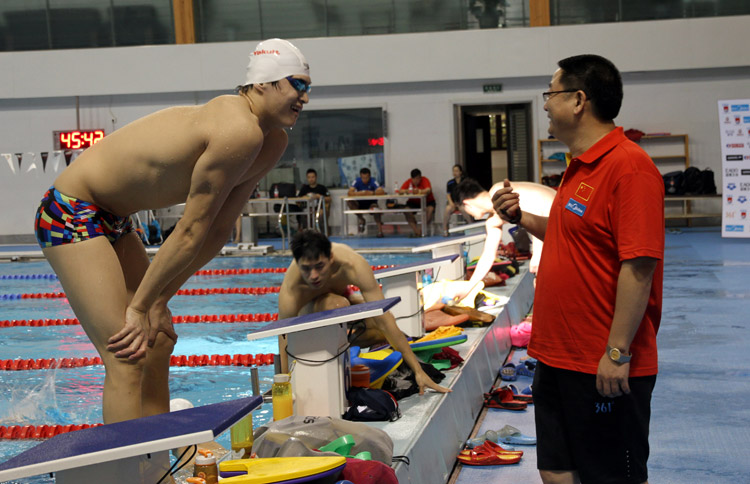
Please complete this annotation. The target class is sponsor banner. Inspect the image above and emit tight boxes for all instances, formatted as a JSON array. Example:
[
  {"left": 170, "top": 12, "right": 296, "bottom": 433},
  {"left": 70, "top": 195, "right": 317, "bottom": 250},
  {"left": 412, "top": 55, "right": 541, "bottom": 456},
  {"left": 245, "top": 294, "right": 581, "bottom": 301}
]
[{"left": 719, "top": 99, "right": 750, "bottom": 238}]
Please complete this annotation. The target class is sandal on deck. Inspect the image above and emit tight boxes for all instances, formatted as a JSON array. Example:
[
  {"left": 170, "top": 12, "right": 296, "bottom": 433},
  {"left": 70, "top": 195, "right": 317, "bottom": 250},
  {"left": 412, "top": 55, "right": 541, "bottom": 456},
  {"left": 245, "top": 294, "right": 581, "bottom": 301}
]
[
  {"left": 457, "top": 444, "right": 521, "bottom": 466},
  {"left": 499, "top": 363, "right": 517, "bottom": 381},
  {"left": 483, "top": 387, "right": 527, "bottom": 411}
]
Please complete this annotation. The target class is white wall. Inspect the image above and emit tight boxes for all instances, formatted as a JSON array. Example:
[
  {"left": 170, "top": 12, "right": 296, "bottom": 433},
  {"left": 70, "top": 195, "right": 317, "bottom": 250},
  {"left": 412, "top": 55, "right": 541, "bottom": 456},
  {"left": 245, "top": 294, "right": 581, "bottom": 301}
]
[{"left": 1, "top": 15, "right": 748, "bottom": 239}]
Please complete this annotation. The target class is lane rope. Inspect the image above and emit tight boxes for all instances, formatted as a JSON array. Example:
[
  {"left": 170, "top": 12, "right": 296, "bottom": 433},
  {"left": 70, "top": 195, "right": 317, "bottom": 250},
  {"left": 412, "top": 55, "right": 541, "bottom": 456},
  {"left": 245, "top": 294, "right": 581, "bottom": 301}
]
[
  {"left": 0, "top": 265, "right": 392, "bottom": 281},
  {"left": 0, "top": 312, "right": 279, "bottom": 328},
  {"left": 0, "top": 352, "right": 275, "bottom": 372}
]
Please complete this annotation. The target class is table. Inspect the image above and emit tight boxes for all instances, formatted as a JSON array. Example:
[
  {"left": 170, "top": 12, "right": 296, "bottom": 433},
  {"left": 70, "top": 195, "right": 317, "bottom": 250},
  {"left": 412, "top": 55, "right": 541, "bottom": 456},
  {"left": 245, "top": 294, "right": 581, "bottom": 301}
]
[{"left": 341, "top": 193, "right": 427, "bottom": 236}]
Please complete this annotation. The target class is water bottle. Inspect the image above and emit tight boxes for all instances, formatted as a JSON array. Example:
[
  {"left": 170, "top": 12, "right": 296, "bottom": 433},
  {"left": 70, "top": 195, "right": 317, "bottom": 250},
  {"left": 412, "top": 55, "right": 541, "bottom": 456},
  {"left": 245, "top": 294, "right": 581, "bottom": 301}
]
[
  {"left": 393, "top": 181, "right": 399, "bottom": 194},
  {"left": 273, "top": 185, "right": 279, "bottom": 198},
  {"left": 193, "top": 449, "right": 218, "bottom": 484},
  {"left": 230, "top": 413, "right": 254, "bottom": 459},
  {"left": 272, "top": 374, "right": 293, "bottom": 421}
]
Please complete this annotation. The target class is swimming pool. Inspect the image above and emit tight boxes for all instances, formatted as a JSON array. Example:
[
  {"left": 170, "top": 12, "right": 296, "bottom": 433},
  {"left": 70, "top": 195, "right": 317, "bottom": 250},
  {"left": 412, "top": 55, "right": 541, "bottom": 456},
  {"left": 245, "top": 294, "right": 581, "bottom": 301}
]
[{"left": 0, "top": 252, "right": 427, "bottom": 483}]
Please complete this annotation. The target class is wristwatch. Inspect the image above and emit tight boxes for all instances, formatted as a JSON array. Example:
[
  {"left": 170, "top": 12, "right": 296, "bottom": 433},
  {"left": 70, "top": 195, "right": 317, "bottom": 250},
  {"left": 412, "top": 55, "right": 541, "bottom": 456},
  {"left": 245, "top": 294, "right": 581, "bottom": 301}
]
[{"left": 606, "top": 345, "right": 632, "bottom": 364}]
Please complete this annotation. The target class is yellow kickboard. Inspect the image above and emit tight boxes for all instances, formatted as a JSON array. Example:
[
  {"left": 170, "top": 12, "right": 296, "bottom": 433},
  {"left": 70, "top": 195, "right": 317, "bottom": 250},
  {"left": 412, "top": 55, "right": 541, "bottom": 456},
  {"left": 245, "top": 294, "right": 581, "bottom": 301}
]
[{"left": 219, "top": 456, "right": 346, "bottom": 483}]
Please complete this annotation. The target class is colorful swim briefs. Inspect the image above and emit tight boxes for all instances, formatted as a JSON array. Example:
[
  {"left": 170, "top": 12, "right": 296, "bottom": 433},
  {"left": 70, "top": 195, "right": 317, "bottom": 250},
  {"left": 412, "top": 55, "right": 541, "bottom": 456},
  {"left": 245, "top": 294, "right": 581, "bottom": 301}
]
[{"left": 34, "top": 187, "right": 134, "bottom": 248}]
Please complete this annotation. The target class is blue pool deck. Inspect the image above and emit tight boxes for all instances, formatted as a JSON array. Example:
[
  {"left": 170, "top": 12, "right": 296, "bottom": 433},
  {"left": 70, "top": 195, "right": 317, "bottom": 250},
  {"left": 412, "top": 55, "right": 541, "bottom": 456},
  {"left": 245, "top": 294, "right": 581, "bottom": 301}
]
[{"left": 1, "top": 227, "right": 749, "bottom": 483}]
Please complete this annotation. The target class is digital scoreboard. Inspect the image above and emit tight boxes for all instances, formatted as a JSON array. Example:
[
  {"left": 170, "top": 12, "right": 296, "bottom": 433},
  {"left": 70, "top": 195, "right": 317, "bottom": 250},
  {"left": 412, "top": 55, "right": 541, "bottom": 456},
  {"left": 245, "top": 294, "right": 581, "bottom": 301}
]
[{"left": 53, "top": 130, "right": 105, "bottom": 150}]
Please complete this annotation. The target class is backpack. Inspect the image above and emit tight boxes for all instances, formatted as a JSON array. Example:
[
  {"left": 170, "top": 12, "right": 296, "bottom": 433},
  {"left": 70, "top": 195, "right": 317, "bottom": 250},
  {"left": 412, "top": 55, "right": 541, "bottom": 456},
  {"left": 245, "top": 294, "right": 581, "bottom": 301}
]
[
  {"left": 681, "top": 167, "right": 704, "bottom": 195},
  {"left": 343, "top": 388, "right": 400, "bottom": 422},
  {"left": 700, "top": 168, "right": 717, "bottom": 195},
  {"left": 663, "top": 171, "right": 684, "bottom": 195}
]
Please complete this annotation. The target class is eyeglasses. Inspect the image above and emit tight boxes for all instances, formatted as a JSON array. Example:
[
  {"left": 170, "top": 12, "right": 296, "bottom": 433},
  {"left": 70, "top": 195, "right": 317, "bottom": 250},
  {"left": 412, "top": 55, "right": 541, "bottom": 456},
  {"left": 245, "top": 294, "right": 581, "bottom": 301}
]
[
  {"left": 542, "top": 89, "right": 581, "bottom": 102},
  {"left": 286, "top": 76, "right": 311, "bottom": 94}
]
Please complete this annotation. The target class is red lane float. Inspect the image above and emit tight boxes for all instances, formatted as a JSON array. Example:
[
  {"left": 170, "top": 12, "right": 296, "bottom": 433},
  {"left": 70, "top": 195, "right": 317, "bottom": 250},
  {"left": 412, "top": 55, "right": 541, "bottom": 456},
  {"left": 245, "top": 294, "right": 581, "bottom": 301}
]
[
  {"left": 0, "top": 353, "right": 275, "bottom": 371},
  {"left": 192, "top": 265, "right": 391, "bottom": 277},
  {"left": 0, "top": 423, "right": 103, "bottom": 440},
  {"left": 0, "top": 313, "right": 279, "bottom": 328}
]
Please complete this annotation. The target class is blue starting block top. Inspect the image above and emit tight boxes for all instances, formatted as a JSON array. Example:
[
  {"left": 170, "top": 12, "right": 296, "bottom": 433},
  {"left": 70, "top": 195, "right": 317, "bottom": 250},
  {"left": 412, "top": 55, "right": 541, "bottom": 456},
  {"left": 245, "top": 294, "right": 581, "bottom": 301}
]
[
  {"left": 0, "top": 396, "right": 262, "bottom": 482},
  {"left": 373, "top": 254, "right": 458, "bottom": 279},
  {"left": 247, "top": 297, "right": 400, "bottom": 341}
]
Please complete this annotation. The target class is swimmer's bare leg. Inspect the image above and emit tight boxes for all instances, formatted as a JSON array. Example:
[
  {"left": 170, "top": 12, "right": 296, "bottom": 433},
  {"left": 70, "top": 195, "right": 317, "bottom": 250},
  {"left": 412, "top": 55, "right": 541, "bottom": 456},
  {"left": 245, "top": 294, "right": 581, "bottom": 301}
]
[
  {"left": 113, "top": 233, "right": 175, "bottom": 418},
  {"left": 43, "top": 235, "right": 146, "bottom": 424}
]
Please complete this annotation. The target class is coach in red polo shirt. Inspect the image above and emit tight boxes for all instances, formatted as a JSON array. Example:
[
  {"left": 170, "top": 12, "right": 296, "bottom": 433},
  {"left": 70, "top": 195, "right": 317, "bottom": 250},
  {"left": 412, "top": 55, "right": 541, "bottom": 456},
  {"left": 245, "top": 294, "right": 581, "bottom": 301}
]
[{"left": 493, "top": 55, "right": 664, "bottom": 484}]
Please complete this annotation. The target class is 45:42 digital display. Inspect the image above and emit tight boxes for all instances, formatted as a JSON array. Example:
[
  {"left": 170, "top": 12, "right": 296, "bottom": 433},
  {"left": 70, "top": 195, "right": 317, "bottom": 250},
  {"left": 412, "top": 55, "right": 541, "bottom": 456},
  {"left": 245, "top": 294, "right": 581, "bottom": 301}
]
[{"left": 53, "top": 130, "right": 105, "bottom": 150}]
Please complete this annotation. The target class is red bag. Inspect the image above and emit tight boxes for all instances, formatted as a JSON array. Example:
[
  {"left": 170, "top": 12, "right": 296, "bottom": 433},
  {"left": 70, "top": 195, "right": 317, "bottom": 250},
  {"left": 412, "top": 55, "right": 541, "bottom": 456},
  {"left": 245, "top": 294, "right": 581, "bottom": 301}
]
[{"left": 341, "top": 458, "right": 399, "bottom": 484}]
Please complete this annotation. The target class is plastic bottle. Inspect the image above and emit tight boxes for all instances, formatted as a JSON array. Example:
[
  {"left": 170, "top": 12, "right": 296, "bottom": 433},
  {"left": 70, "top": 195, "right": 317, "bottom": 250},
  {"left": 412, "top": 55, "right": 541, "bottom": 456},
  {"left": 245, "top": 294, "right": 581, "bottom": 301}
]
[
  {"left": 193, "top": 449, "right": 218, "bottom": 484},
  {"left": 273, "top": 185, "right": 280, "bottom": 198},
  {"left": 272, "top": 373, "right": 293, "bottom": 421},
  {"left": 393, "top": 181, "right": 400, "bottom": 194},
  {"left": 350, "top": 364, "right": 371, "bottom": 388},
  {"left": 230, "top": 413, "right": 254, "bottom": 459}
]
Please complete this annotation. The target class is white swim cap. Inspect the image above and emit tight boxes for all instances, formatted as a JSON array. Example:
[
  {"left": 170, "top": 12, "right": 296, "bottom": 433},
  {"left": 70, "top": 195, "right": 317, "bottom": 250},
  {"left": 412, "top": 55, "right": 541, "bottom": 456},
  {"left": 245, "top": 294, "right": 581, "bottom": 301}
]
[
  {"left": 169, "top": 398, "right": 194, "bottom": 412},
  {"left": 242, "top": 38, "right": 309, "bottom": 86}
]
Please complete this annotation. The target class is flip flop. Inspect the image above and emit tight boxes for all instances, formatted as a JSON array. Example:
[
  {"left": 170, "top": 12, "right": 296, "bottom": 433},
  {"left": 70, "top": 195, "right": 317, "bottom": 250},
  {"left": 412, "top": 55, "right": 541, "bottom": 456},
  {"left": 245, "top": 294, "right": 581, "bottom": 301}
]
[
  {"left": 460, "top": 440, "right": 522, "bottom": 456},
  {"left": 456, "top": 445, "right": 521, "bottom": 466},
  {"left": 492, "top": 385, "right": 532, "bottom": 403},
  {"left": 497, "top": 424, "right": 537, "bottom": 446},
  {"left": 483, "top": 387, "right": 527, "bottom": 411},
  {"left": 499, "top": 363, "right": 517, "bottom": 381},
  {"left": 516, "top": 360, "right": 535, "bottom": 378}
]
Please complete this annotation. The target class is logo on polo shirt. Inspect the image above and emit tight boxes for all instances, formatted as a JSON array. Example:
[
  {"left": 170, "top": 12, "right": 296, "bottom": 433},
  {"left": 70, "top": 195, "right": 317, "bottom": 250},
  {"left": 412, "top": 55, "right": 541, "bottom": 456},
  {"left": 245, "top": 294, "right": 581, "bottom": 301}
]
[
  {"left": 565, "top": 198, "right": 586, "bottom": 217},
  {"left": 575, "top": 182, "right": 594, "bottom": 201}
]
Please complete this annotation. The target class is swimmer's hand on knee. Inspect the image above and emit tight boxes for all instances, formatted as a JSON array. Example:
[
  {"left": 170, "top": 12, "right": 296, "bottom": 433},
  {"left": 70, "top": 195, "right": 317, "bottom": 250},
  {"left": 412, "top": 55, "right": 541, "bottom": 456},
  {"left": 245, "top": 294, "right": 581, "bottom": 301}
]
[
  {"left": 107, "top": 306, "right": 149, "bottom": 360},
  {"left": 147, "top": 304, "right": 178, "bottom": 347}
]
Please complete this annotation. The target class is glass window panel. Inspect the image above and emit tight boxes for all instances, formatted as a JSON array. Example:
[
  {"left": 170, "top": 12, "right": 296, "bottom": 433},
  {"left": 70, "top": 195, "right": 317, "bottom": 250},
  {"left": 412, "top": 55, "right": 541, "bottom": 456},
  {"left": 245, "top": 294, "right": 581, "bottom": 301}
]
[
  {"left": 47, "top": 0, "right": 109, "bottom": 49},
  {"left": 194, "top": 0, "right": 262, "bottom": 43},
  {"left": 259, "top": 0, "right": 326, "bottom": 39},
  {"left": 111, "top": 0, "right": 174, "bottom": 46},
  {"left": 261, "top": 108, "right": 385, "bottom": 192},
  {"left": 1, "top": 0, "right": 51, "bottom": 51}
]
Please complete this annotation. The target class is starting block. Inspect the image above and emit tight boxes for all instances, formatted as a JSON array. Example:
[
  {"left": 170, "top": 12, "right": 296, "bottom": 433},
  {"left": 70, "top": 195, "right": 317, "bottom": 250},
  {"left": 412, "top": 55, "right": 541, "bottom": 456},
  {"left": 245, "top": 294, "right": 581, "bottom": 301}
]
[
  {"left": 0, "top": 396, "right": 262, "bottom": 484},
  {"left": 411, "top": 234, "right": 485, "bottom": 280},
  {"left": 374, "top": 254, "right": 458, "bottom": 338},
  {"left": 247, "top": 298, "right": 400, "bottom": 419}
]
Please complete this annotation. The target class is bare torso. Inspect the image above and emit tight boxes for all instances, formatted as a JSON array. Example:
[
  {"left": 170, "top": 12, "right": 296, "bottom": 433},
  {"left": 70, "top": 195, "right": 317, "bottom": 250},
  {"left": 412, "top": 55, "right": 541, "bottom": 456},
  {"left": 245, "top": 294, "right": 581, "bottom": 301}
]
[
  {"left": 53, "top": 95, "right": 280, "bottom": 216},
  {"left": 279, "top": 243, "right": 369, "bottom": 317}
]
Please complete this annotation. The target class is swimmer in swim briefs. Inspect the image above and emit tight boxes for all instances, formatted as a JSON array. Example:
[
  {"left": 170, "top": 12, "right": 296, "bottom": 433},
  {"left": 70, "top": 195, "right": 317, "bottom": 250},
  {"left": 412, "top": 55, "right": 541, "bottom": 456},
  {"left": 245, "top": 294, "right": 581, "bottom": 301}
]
[
  {"left": 33, "top": 38, "right": 311, "bottom": 424},
  {"left": 277, "top": 229, "right": 450, "bottom": 395}
]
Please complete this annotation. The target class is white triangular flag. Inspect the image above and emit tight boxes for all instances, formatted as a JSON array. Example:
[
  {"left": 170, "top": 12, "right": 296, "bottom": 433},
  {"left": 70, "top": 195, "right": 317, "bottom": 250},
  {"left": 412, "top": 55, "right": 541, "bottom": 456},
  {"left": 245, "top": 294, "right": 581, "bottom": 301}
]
[
  {"left": 51, "top": 151, "right": 63, "bottom": 172},
  {"left": 2, "top": 153, "right": 14, "bottom": 174}
]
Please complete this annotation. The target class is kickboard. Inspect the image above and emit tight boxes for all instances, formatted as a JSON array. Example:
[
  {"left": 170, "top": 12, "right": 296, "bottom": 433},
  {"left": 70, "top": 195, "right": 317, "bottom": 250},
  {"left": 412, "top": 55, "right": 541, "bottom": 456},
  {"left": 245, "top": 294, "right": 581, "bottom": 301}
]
[
  {"left": 350, "top": 346, "right": 403, "bottom": 388},
  {"left": 410, "top": 334, "right": 467, "bottom": 352},
  {"left": 219, "top": 456, "right": 346, "bottom": 483}
]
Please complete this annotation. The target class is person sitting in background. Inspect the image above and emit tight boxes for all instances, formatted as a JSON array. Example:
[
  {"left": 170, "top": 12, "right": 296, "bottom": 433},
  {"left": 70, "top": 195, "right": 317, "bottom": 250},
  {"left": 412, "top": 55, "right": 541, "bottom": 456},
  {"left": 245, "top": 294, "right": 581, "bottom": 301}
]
[
  {"left": 396, "top": 168, "right": 435, "bottom": 237},
  {"left": 297, "top": 168, "right": 331, "bottom": 234},
  {"left": 347, "top": 167, "right": 385, "bottom": 238},
  {"left": 442, "top": 164, "right": 472, "bottom": 236}
]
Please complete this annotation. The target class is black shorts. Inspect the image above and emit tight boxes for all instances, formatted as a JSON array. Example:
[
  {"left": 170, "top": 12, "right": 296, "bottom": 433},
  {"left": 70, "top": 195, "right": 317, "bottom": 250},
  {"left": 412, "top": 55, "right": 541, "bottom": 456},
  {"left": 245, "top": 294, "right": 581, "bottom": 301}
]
[
  {"left": 353, "top": 200, "right": 377, "bottom": 210},
  {"left": 533, "top": 361, "right": 656, "bottom": 484},
  {"left": 406, "top": 200, "right": 436, "bottom": 209}
]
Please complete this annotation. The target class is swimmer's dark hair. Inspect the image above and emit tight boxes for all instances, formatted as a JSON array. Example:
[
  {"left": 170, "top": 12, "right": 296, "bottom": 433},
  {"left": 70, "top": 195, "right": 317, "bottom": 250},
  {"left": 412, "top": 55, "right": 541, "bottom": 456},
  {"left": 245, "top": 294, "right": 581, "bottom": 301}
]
[
  {"left": 454, "top": 178, "right": 486, "bottom": 205},
  {"left": 291, "top": 229, "right": 332, "bottom": 261}
]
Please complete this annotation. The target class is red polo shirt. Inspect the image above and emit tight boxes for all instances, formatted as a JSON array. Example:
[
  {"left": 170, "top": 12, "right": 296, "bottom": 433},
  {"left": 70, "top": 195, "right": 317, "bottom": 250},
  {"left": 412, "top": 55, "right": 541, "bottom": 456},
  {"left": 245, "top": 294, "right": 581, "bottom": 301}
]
[
  {"left": 528, "top": 127, "right": 664, "bottom": 377},
  {"left": 401, "top": 177, "right": 435, "bottom": 204}
]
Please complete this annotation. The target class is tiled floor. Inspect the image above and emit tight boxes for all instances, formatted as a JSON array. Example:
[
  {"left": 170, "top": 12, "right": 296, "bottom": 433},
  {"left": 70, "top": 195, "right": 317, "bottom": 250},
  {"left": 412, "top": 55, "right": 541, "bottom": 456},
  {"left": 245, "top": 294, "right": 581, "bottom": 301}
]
[{"left": 452, "top": 228, "right": 750, "bottom": 484}]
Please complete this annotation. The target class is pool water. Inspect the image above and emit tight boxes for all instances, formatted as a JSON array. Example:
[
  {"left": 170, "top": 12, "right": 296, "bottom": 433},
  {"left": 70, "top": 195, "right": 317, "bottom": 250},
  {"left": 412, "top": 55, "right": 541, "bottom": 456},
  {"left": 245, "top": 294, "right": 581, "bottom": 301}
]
[{"left": 0, "top": 252, "right": 426, "bottom": 482}]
